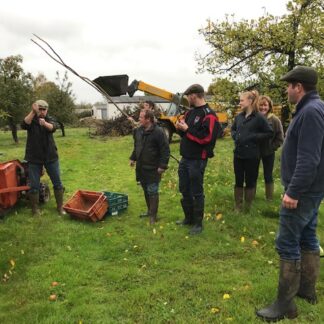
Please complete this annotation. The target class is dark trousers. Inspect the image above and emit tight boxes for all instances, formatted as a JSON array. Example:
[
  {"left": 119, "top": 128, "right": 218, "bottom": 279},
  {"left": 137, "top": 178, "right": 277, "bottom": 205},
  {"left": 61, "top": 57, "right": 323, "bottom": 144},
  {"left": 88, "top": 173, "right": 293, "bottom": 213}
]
[
  {"left": 178, "top": 158, "right": 207, "bottom": 208},
  {"left": 234, "top": 157, "right": 260, "bottom": 188},
  {"left": 260, "top": 153, "right": 275, "bottom": 184}
]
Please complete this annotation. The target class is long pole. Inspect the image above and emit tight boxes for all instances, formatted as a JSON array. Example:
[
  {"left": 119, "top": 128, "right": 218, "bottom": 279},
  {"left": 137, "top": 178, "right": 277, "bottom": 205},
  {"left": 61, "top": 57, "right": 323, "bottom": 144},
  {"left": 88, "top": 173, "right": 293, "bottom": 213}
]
[{"left": 31, "top": 34, "right": 130, "bottom": 118}]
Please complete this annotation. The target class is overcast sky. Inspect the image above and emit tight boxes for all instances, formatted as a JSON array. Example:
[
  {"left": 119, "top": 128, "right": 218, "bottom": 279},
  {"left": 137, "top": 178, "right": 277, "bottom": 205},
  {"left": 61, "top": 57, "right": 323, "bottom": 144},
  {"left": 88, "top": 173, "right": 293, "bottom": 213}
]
[{"left": 1, "top": 0, "right": 288, "bottom": 104}]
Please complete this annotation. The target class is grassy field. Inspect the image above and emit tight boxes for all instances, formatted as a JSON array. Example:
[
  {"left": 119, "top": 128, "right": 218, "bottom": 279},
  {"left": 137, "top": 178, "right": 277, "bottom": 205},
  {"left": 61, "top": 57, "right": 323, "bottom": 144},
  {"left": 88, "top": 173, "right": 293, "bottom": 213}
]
[{"left": 0, "top": 128, "right": 323, "bottom": 324}]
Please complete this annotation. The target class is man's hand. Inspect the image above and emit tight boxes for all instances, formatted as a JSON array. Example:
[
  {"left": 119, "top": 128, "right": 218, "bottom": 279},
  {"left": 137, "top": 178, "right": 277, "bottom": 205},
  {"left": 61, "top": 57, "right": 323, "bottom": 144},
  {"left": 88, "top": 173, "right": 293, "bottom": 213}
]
[
  {"left": 39, "top": 118, "right": 53, "bottom": 131},
  {"left": 32, "top": 103, "right": 39, "bottom": 114},
  {"left": 39, "top": 118, "right": 46, "bottom": 127},
  {"left": 157, "top": 167, "right": 165, "bottom": 174},
  {"left": 129, "top": 160, "right": 135, "bottom": 167},
  {"left": 282, "top": 193, "right": 298, "bottom": 209},
  {"left": 175, "top": 119, "right": 188, "bottom": 132}
]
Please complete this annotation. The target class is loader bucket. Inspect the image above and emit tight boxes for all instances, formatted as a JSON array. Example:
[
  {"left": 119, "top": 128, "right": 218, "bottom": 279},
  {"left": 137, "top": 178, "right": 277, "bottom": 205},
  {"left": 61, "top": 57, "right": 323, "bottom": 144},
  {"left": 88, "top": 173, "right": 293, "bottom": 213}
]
[{"left": 93, "top": 75, "right": 129, "bottom": 96}]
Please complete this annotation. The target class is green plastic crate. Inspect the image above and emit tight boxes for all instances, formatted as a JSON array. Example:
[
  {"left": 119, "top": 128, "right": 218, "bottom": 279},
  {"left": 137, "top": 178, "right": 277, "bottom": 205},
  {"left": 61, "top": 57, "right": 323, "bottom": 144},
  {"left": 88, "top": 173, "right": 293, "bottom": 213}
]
[{"left": 103, "top": 191, "right": 128, "bottom": 215}]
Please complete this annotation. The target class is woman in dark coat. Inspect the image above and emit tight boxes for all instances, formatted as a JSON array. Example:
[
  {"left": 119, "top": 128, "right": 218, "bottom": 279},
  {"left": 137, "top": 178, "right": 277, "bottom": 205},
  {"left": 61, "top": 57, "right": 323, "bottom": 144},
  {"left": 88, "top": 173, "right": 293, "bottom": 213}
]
[{"left": 231, "top": 91, "right": 273, "bottom": 211}]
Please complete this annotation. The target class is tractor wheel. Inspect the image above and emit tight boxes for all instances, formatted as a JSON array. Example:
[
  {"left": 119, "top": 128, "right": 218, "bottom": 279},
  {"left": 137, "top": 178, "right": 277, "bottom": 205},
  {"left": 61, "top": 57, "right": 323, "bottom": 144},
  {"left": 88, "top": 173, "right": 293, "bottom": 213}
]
[
  {"left": 39, "top": 183, "right": 50, "bottom": 203},
  {"left": 161, "top": 124, "right": 173, "bottom": 143}
]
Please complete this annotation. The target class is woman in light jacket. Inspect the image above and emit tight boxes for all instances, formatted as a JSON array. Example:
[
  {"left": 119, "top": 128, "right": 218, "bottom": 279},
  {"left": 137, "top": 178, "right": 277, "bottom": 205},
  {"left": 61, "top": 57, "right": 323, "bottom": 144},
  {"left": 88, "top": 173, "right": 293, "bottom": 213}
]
[{"left": 258, "top": 95, "right": 284, "bottom": 200}]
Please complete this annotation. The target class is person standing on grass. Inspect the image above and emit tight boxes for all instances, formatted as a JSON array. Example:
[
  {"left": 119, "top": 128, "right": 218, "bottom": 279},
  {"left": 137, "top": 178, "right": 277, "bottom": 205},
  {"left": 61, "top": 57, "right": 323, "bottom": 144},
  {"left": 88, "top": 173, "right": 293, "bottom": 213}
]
[
  {"left": 175, "top": 84, "right": 220, "bottom": 235},
  {"left": 256, "top": 66, "right": 324, "bottom": 322},
  {"left": 129, "top": 109, "right": 170, "bottom": 225},
  {"left": 258, "top": 96, "right": 284, "bottom": 200},
  {"left": 21, "top": 100, "right": 66, "bottom": 216},
  {"left": 231, "top": 90, "right": 273, "bottom": 211},
  {"left": 127, "top": 100, "right": 160, "bottom": 126}
]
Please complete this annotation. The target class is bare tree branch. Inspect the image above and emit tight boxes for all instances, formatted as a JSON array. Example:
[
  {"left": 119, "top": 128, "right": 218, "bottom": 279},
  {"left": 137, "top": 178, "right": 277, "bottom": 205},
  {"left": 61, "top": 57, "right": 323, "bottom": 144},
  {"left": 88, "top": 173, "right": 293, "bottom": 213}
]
[{"left": 31, "top": 35, "right": 130, "bottom": 118}]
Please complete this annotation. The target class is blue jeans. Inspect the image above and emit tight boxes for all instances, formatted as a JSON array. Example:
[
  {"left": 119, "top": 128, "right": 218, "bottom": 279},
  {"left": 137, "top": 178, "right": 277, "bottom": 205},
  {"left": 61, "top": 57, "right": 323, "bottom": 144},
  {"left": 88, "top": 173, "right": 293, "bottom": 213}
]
[
  {"left": 276, "top": 193, "right": 324, "bottom": 260},
  {"left": 28, "top": 160, "right": 63, "bottom": 193},
  {"left": 178, "top": 158, "right": 207, "bottom": 207}
]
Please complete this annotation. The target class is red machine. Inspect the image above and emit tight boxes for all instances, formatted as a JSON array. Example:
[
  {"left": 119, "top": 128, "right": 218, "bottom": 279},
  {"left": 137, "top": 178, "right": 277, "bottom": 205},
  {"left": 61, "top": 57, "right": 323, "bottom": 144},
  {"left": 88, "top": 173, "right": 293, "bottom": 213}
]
[{"left": 0, "top": 160, "right": 49, "bottom": 216}]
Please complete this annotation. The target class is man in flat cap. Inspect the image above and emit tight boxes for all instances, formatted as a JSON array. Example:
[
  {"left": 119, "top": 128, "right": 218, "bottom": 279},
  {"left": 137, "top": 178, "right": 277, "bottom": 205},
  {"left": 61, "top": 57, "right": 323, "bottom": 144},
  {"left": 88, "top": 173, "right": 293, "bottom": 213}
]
[
  {"left": 21, "top": 100, "right": 66, "bottom": 216},
  {"left": 175, "top": 84, "right": 220, "bottom": 235},
  {"left": 257, "top": 66, "right": 324, "bottom": 321}
]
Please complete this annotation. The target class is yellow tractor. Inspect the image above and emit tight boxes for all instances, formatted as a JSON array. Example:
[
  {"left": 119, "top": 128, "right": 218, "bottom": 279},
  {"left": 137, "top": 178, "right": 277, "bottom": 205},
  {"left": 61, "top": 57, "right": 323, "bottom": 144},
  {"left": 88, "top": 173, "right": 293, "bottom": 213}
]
[{"left": 93, "top": 75, "right": 228, "bottom": 141}]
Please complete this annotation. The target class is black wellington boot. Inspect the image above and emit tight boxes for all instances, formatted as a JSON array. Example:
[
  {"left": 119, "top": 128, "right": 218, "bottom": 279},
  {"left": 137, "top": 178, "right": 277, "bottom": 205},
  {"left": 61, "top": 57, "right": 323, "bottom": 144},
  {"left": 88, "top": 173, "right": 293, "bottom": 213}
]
[
  {"left": 139, "top": 191, "right": 150, "bottom": 218},
  {"left": 189, "top": 201, "right": 204, "bottom": 235},
  {"left": 256, "top": 259, "right": 300, "bottom": 322},
  {"left": 176, "top": 198, "right": 194, "bottom": 225},
  {"left": 297, "top": 250, "right": 320, "bottom": 304}
]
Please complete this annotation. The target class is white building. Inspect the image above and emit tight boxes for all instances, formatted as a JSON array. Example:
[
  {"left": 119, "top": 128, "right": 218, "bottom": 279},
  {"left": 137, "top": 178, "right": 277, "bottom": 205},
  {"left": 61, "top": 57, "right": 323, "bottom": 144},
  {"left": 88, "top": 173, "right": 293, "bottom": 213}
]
[{"left": 92, "top": 96, "right": 170, "bottom": 120}]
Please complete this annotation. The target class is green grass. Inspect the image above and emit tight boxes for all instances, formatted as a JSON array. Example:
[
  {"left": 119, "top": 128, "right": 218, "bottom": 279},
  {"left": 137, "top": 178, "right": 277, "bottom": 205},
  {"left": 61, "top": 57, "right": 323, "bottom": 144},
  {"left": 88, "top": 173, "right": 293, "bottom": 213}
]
[{"left": 0, "top": 128, "right": 323, "bottom": 323}]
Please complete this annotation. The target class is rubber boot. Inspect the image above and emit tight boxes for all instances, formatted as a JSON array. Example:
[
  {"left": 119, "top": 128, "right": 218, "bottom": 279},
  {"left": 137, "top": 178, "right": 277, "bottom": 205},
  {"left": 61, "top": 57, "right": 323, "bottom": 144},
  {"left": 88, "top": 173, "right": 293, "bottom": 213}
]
[
  {"left": 297, "top": 250, "right": 320, "bottom": 304},
  {"left": 244, "top": 187, "right": 255, "bottom": 211},
  {"left": 265, "top": 183, "right": 274, "bottom": 201},
  {"left": 234, "top": 186, "right": 244, "bottom": 212},
  {"left": 54, "top": 188, "right": 66, "bottom": 215},
  {"left": 256, "top": 259, "right": 300, "bottom": 322},
  {"left": 176, "top": 198, "right": 194, "bottom": 225},
  {"left": 189, "top": 200, "right": 204, "bottom": 235},
  {"left": 148, "top": 194, "right": 159, "bottom": 225},
  {"left": 29, "top": 191, "right": 41, "bottom": 216},
  {"left": 139, "top": 191, "right": 150, "bottom": 218}
]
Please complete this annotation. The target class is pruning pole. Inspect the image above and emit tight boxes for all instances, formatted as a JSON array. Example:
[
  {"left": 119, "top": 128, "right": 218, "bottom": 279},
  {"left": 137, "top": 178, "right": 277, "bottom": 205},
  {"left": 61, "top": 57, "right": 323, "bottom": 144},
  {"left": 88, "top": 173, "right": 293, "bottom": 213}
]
[
  {"left": 31, "top": 34, "right": 130, "bottom": 119},
  {"left": 170, "top": 154, "right": 180, "bottom": 164}
]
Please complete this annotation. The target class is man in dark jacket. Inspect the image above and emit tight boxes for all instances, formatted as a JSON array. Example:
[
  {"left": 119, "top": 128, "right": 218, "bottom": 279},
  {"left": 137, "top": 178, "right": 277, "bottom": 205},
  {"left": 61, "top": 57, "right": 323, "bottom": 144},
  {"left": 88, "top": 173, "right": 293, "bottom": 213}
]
[
  {"left": 257, "top": 66, "right": 324, "bottom": 322},
  {"left": 130, "top": 109, "right": 170, "bottom": 225},
  {"left": 21, "top": 100, "right": 66, "bottom": 216},
  {"left": 175, "top": 84, "right": 220, "bottom": 235}
]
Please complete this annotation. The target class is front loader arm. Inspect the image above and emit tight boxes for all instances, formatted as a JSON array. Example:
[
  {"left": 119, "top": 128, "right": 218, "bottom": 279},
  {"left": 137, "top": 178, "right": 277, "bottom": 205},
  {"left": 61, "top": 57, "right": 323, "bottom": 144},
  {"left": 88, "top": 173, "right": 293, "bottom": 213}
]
[{"left": 128, "top": 80, "right": 177, "bottom": 102}]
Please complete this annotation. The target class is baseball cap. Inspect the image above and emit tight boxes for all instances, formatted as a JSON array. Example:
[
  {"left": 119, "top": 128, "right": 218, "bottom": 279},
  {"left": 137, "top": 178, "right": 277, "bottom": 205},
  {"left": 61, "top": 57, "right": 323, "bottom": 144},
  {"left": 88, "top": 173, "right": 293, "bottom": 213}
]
[
  {"left": 280, "top": 66, "right": 318, "bottom": 85},
  {"left": 184, "top": 84, "right": 205, "bottom": 95}
]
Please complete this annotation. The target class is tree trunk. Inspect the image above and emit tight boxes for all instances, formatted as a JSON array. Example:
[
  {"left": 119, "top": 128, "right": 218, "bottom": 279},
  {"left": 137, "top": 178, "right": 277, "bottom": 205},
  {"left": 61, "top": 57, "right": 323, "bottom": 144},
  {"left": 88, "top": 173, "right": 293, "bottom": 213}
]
[{"left": 8, "top": 117, "right": 19, "bottom": 143}]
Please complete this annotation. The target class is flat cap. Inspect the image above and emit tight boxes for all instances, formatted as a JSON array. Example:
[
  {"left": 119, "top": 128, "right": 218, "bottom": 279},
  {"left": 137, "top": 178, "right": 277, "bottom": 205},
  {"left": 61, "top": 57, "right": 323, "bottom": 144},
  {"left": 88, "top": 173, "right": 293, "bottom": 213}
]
[
  {"left": 184, "top": 84, "right": 205, "bottom": 95},
  {"left": 34, "top": 99, "right": 49, "bottom": 109},
  {"left": 280, "top": 66, "right": 318, "bottom": 85}
]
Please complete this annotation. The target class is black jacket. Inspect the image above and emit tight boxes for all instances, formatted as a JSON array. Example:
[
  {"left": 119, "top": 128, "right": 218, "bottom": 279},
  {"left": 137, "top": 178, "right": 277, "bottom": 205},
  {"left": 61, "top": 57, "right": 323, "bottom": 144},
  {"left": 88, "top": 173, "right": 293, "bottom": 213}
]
[
  {"left": 231, "top": 111, "right": 273, "bottom": 159},
  {"left": 130, "top": 123, "right": 170, "bottom": 183},
  {"left": 21, "top": 115, "right": 59, "bottom": 164},
  {"left": 281, "top": 91, "right": 324, "bottom": 199},
  {"left": 179, "top": 104, "right": 220, "bottom": 160}
]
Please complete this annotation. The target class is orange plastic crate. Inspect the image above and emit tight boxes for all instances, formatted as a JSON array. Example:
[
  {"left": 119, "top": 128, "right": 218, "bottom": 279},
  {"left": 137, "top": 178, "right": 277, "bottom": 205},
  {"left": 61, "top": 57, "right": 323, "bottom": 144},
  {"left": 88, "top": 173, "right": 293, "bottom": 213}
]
[
  {"left": 0, "top": 162, "right": 19, "bottom": 208},
  {"left": 63, "top": 190, "right": 108, "bottom": 222}
]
